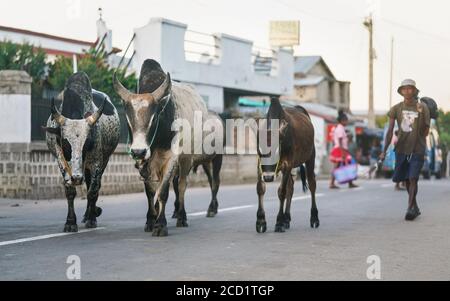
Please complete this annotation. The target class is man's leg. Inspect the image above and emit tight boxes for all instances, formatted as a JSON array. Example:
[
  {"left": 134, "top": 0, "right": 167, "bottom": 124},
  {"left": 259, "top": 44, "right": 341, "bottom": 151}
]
[{"left": 405, "top": 178, "right": 420, "bottom": 220}]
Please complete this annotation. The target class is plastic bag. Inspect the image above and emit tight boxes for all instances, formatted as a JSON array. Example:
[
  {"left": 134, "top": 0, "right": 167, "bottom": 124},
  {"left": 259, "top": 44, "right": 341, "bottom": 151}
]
[{"left": 333, "top": 160, "right": 358, "bottom": 184}]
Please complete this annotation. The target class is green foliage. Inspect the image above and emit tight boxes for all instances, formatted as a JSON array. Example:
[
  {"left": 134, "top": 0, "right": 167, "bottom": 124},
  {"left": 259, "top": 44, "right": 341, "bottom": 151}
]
[
  {"left": 376, "top": 115, "right": 388, "bottom": 129},
  {"left": 48, "top": 46, "right": 137, "bottom": 106},
  {"left": 438, "top": 109, "right": 450, "bottom": 147},
  {"left": 0, "top": 40, "right": 49, "bottom": 97}
]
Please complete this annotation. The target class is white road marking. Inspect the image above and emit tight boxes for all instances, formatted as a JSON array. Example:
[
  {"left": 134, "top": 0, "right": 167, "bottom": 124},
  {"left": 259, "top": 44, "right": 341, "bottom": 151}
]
[
  {"left": 267, "top": 193, "right": 325, "bottom": 201},
  {"left": 0, "top": 227, "right": 105, "bottom": 247},
  {"left": 188, "top": 205, "right": 254, "bottom": 217},
  {"left": 187, "top": 194, "right": 326, "bottom": 217}
]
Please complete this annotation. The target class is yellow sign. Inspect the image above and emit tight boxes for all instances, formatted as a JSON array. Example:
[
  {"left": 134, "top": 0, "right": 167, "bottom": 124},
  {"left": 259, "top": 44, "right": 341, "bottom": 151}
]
[{"left": 269, "top": 21, "right": 300, "bottom": 47}]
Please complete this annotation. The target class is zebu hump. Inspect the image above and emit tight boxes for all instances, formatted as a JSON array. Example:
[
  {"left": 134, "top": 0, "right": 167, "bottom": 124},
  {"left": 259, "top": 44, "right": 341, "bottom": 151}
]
[{"left": 92, "top": 89, "right": 117, "bottom": 116}]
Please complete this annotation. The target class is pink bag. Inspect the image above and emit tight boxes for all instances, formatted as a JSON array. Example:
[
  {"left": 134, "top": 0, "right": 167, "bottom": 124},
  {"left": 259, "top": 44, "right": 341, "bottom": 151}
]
[{"left": 333, "top": 160, "right": 358, "bottom": 184}]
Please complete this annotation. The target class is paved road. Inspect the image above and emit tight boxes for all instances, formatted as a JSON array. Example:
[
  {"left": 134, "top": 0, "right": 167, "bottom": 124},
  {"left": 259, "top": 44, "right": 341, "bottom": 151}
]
[{"left": 0, "top": 178, "right": 449, "bottom": 280}]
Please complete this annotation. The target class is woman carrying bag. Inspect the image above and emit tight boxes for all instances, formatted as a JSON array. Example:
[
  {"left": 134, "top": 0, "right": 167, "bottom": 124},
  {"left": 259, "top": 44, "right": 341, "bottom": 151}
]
[{"left": 329, "top": 110, "right": 359, "bottom": 189}]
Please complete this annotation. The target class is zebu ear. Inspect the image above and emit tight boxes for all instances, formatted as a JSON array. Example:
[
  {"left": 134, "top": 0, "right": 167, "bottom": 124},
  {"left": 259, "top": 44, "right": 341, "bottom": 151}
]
[
  {"left": 152, "top": 72, "right": 172, "bottom": 103},
  {"left": 113, "top": 72, "right": 133, "bottom": 103},
  {"left": 42, "top": 126, "right": 61, "bottom": 137}
]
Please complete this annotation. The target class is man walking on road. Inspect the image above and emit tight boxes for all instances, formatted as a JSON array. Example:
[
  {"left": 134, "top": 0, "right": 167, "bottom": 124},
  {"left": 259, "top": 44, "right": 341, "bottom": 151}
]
[{"left": 379, "top": 79, "right": 430, "bottom": 221}]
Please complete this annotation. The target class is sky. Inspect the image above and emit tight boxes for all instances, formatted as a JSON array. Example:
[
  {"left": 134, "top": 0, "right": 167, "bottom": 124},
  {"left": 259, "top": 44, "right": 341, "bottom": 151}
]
[{"left": 1, "top": 0, "right": 450, "bottom": 112}]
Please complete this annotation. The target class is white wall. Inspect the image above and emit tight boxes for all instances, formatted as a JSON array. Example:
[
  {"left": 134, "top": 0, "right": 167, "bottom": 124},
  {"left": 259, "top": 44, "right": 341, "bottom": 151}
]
[
  {"left": 310, "top": 114, "right": 326, "bottom": 176},
  {"left": 190, "top": 84, "right": 224, "bottom": 112},
  {"left": 0, "top": 94, "right": 31, "bottom": 143},
  {"left": 0, "top": 30, "right": 90, "bottom": 55},
  {"left": 133, "top": 18, "right": 294, "bottom": 105}
]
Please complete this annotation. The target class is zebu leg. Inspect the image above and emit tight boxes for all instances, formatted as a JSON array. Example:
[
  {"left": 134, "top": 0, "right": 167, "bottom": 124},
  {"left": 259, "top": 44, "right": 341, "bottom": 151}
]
[
  {"left": 85, "top": 172, "right": 103, "bottom": 229},
  {"left": 275, "top": 170, "right": 290, "bottom": 233},
  {"left": 284, "top": 173, "right": 294, "bottom": 230},
  {"left": 204, "top": 156, "right": 222, "bottom": 217},
  {"left": 153, "top": 182, "right": 170, "bottom": 237},
  {"left": 64, "top": 185, "right": 78, "bottom": 233},
  {"left": 172, "top": 175, "right": 180, "bottom": 219},
  {"left": 176, "top": 175, "right": 189, "bottom": 227},
  {"left": 152, "top": 158, "right": 178, "bottom": 237},
  {"left": 82, "top": 169, "right": 102, "bottom": 224},
  {"left": 306, "top": 151, "right": 320, "bottom": 228},
  {"left": 256, "top": 168, "right": 267, "bottom": 233},
  {"left": 144, "top": 182, "right": 157, "bottom": 232}
]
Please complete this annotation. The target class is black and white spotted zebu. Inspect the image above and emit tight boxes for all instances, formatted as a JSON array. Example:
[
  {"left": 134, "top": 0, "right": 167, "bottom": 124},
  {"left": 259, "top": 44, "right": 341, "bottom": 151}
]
[
  {"left": 43, "top": 72, "right": 120, "bottom": 232},
  {"left": 114, "top": 59, "right": 223, "bottom": 237}
]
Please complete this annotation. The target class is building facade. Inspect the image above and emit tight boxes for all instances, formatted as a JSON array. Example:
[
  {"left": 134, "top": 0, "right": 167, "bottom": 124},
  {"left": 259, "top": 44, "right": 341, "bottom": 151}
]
[{"left": 284, "top": 56, "right": 351, "bottom": 111}]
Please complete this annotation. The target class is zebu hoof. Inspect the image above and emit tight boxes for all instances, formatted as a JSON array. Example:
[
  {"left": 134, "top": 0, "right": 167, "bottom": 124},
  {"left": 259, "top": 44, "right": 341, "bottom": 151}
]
[
  {"left": 64, "top": 223, "right": 78, "bottom": 233},
  {"left": 206, "top": 210, "right": 217, "bottom": 218},
  {"left": 95, "top": 206, "right": 103, "bottom": 218},
  {"left": 274, "top": 223, "right": 286, "bottom": 233},
  {"left": 206, "top": 203, "right": 218, "bottom": 218},
  {"left": 81, "top": 216, "right": 87, "bottom": 223},
  {"left": 85, "top": 219, "right": 97, "bottom": 229},
  {"left": 152, "top": 225, "right": 168, "bottom": 237},
  {"left": 145, "top": 217, "right": 156, "bottom": 232},
  {"left": 310, "top": 209, "right": 320, "bottom": 228},
  {"left": 256, "top": 220, "right": 267, "bottom": 233},
  {"left": 310, "top": 219, "right": 320, "bottom": 228},
  {"left": 144, "top": 223, "right": 153, "bottom": 232},
  {"left": 176, "top": 219, "right": 189, "bottom": 228},
  {"left": 172, "top": 211, "right": 178, "bottom": 219}
]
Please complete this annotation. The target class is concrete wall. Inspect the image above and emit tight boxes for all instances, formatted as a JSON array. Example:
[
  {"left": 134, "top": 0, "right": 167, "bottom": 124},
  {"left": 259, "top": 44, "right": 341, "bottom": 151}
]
[
  {"left": 0, "top": 141, "right": 259, "bottom": 200},
  {"left": 0, "top": 71, "right": 32, "bottom": 143}
]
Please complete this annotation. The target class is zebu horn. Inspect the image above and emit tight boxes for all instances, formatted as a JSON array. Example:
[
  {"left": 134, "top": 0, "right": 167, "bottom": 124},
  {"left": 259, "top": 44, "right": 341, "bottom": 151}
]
[
  {"left": 151, "top": 72, "right": 171, "bottom": 102},
  {"left": 87, "top": 97, "right": 106, "bottom": 126},
  {"left": 113, "top": 72, "right": 133, "bottom": 103},
  {"left": 55, "top": 90, "right": 64, "bottom": 101},
  {"left": 51, "top": 98, "right": 65, "bottom": 126}
]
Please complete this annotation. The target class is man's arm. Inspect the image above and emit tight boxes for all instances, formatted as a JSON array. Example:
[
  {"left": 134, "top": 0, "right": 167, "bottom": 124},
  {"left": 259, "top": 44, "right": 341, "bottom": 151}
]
[{"left": 380, "top": 117, "right": 395, "bottom": 161}]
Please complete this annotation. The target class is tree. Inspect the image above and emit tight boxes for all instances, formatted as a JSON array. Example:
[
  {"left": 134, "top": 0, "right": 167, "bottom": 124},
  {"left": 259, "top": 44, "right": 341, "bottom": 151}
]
[
  {"left": 47, "top": 46, "right": 137, "bottom": 106},
  {"left": 0, "top": 40, "right": 49, "bottom": 97},
  {"left": 438, "top": 109, "right": 450, "bottom": 147}
]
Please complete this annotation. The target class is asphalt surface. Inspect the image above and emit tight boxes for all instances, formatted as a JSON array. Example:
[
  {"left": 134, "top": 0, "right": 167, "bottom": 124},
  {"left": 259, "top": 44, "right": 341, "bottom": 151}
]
[{"left": 0, "top": 178, "right": 449, "bottom": 281}]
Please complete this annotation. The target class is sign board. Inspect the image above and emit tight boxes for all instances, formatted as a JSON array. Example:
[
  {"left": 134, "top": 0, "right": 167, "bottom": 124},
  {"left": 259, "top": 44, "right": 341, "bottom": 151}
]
[{"left": 269, "top": 21, "right": 300, "bottom": 47}]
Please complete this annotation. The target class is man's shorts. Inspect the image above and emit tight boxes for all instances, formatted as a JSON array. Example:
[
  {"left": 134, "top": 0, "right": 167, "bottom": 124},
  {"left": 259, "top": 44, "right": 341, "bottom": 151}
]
[{"left": 392, "top": 153, "right": 425, "bottom": 183}]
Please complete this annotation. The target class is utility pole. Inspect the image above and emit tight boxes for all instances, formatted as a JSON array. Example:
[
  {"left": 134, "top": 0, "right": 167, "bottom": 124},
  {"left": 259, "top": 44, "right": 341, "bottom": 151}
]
[
  {"left": 389, "top": 37, "right": 394, "bottom": 109},
  {"left": 364, "top": 15, "right": 375, "bottom": 128}
]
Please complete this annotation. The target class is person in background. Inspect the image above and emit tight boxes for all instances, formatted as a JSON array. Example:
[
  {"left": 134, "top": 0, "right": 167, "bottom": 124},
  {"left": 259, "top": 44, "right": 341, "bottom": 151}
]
[
  {"left": 368, "top": 139, "right": 382, "bottom": 179},
  {"left": 329, "top": 110, "right": 359, "bottom": 189},
  {"left": 347, "top": 132, "right": 358, "bottom": 160}
]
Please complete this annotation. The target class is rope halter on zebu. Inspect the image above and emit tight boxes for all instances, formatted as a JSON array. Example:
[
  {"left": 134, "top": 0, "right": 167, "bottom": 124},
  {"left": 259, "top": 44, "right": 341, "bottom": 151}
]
[{"left": 113, "top": 72, "right": 172, "bottom": 163}]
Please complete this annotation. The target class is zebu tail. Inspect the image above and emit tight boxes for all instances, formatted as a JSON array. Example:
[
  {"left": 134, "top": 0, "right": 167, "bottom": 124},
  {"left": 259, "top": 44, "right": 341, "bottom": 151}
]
[{"left": 300, "top": 164, "right": 309, "bottom": 193}]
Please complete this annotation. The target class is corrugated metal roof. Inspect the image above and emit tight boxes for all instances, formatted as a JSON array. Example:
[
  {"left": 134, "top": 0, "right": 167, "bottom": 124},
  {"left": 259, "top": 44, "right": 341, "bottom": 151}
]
[
  {"left": 294, "top": 56, "right": 321, "bottom": 74},
  {"left": 294, "top": 76, "right": 325, "bottom": 87}
]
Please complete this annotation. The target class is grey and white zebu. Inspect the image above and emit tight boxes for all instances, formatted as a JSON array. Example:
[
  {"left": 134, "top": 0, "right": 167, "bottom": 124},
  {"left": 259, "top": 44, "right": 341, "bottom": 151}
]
[
  {"left": 43, "top": 72, "right": 120, "bottom": 232},
  {"left": 114, "top": 59, "right": 223, "bottom": 237}
]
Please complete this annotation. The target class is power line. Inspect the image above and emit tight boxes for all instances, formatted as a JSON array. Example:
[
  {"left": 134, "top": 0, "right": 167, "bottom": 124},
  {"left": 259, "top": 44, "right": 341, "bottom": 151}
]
[{"left": 380, "top": 17, "right": 450, "bottom": 43}]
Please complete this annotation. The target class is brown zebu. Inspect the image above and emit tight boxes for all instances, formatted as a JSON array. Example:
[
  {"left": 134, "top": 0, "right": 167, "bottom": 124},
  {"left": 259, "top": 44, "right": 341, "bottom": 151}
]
[
  {"left": 256, "top": 97, "right": 319, "bottom": 233},
  {"left": 113, "top": 59, "right": 223, "bottom": 236}
]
